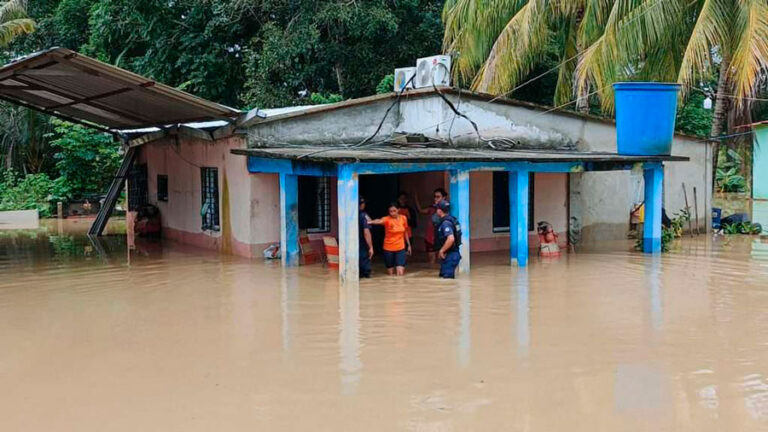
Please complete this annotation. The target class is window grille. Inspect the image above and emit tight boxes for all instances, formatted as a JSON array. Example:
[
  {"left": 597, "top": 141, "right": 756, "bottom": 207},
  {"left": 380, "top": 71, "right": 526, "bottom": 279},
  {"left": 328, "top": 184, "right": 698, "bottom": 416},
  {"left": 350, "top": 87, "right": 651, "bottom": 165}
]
[
  {"left": 298, "top": 176, "right": 331, "bottom": 233},
  {"left": 201, "top": 167, "right": 220, "bottom": 231},
  {"left": 128, "top": 163, "right": 148, "bottom": 211}
]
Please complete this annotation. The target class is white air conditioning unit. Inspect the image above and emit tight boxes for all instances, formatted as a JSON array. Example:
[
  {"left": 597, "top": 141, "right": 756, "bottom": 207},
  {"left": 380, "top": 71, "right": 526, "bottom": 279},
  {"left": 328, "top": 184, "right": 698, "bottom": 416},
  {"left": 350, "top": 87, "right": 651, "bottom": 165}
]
[
  {"left": 393, "top": 67, "right": 416, "bottom": 92},
  {"left": 414, "top": 55, "right": 451, "bottom": 89}
]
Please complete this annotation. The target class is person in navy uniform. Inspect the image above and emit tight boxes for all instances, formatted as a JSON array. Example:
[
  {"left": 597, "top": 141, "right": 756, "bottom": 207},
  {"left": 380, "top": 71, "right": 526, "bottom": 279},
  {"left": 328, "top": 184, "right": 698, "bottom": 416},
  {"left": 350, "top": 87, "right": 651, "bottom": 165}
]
[
  {"left": 359, "top": 197, "right": 374, "bottom": 278},
  {"left": 435, "top": 200, "right": 462, "bottom": 279}
]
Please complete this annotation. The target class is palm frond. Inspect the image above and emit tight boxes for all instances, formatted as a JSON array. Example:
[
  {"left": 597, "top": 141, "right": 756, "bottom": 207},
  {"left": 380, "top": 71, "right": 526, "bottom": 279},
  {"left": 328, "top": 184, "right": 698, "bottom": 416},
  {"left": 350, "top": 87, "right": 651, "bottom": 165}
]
[
  {"left": 727, "top": 0, "right": 768, "bottom": 109},
  {"left": 0, "top": 18, "right": 33, "bottom": 47},
  {"left": 676, "top": 0, "right": 728, "bottom": 97},
  {"left": 472, "top": 0, "right": 551, "bottom": 94},
  {"left": 443, "top": 0, "right": 529, "bottom": 86},
  {"left": 0, "top": 0, "right": 30, "bottom": 23},
  {"left": 576, "top": 0, "right": 685, "bottom": 112}
]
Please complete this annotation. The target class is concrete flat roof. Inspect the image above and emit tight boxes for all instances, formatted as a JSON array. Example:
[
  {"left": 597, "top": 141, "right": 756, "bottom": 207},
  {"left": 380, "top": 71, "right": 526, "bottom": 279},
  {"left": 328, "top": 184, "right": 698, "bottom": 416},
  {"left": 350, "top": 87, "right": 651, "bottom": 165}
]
[{"left": 232, "top": 146, "right": 689, "bottom": 164}]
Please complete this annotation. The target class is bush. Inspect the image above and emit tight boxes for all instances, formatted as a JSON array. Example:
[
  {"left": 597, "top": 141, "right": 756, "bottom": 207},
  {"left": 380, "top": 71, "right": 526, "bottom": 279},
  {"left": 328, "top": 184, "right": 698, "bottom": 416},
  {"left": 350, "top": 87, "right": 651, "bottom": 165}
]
[
  {"left": 0, "top": 170, "right": 58, "bottom": 217},
  {"left": 715, "top": 148, "right": 748, "bottom": 193},
  {"left": 376, "top": 74, "right": 394, "bottom": 94}
]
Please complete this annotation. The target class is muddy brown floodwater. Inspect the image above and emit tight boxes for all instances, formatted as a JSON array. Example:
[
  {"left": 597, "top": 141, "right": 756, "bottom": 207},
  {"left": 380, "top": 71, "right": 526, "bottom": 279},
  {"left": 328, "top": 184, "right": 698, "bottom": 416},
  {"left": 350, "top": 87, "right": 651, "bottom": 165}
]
[{"left": 1, "top": 220, "right": 768, "bottom": 431}]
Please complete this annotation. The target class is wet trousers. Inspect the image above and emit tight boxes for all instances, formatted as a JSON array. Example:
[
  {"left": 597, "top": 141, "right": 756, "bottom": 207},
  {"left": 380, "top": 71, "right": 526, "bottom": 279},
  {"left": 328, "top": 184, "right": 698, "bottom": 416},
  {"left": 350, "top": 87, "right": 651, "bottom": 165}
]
[
  {"left": 439, "top": 251, "right": 461, "bottom": 279},
  {"left": 359, "top": 248, "right": 372, "bottom": 278}
]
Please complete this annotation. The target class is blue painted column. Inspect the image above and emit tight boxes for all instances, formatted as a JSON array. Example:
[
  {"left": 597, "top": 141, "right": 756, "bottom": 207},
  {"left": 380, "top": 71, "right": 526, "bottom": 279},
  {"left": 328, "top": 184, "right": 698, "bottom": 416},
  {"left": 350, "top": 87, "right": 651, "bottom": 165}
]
[
  {"left": 337, "top": 164, "right": 359, "bottom": 283},
  {"left": 643, "top": 165, "right": 663, "bottom": 253},
  {"left": 449, "top": 169, "right": 471, "bottom": 274},
  {"left": 509, "top": 170, "right": 529, "bottom": 266},
  {"left": 279, "top": 173, "right": 300, "bottom": 267}
]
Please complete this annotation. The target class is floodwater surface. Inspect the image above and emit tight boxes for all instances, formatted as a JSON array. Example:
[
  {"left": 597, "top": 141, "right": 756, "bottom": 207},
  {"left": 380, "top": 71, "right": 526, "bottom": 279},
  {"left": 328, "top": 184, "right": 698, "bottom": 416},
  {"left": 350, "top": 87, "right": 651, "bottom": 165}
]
[{"left": 1, "top": 220, "right": 768, "bottom": 431}]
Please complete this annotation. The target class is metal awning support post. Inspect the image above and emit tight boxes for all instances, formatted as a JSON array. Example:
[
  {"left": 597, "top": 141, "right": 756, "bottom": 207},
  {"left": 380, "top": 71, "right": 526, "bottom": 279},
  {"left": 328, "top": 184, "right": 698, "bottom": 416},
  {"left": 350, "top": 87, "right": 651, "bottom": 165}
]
[
  {"left": 88, "top": 144, "right": 136, "bottom": 236},
  {"left": 279, "top": 173, "right": 300, "bottom": 267},
  {"left": 449, "top": 169, "right": 471, "bottom": 274},
  {"left": 643, "top": 164, "right": 664, "bottom": 253},
  {"left": 337, "top": 164, "right": 360, "bottom": 283},
  {"left": 509, "top": 170, "right": 530, "bottom": 266}
]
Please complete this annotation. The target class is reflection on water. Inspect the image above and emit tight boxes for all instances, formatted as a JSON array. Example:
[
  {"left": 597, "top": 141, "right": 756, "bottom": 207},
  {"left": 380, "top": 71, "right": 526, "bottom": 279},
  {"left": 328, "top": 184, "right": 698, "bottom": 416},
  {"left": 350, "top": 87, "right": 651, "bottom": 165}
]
[{"left": 1, "top": 224, "right": 768, "bottom": 431}]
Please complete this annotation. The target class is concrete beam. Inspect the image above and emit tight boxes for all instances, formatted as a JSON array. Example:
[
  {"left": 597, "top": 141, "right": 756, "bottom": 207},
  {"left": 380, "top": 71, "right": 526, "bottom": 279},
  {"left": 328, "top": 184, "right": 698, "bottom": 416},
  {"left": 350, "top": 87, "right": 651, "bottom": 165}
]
[
  {"left": 337, "top": 164, "right": 360, "bottom": 283},
  {"left": 279, "top": 173, "right": 300, "bottom": 267},
  {"left": 247, "top": 156, "right": 337, "bottom": 177}
]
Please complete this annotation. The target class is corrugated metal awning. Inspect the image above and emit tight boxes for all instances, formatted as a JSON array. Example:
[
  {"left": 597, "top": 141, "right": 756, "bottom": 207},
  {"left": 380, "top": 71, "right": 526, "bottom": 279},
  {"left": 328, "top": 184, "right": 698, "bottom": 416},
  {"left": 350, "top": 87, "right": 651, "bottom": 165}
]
[{"left": 0, "top": 48, "right": 241, "bottom": 131}]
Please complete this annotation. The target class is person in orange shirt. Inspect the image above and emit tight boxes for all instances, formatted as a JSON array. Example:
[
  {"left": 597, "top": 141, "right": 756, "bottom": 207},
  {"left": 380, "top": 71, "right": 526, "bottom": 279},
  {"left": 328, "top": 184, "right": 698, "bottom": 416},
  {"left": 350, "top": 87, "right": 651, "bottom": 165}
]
[{"left": 370, "top": 203, "right": 412, "bottom": 276}]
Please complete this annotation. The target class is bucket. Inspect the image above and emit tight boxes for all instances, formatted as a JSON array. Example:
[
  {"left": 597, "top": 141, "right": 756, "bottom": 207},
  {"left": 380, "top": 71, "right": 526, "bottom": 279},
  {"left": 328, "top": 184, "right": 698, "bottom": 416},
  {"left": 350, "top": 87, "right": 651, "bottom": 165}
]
[{"left": 613, "top": 82, "right": 681, "bottom": 155}]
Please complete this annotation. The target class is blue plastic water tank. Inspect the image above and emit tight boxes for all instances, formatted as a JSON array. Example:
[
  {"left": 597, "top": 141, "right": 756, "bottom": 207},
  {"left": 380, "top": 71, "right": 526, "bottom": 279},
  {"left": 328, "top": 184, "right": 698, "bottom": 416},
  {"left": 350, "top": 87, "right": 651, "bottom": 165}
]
[{"left": 613, "top": 82, "right": 681, "bottom": 155}]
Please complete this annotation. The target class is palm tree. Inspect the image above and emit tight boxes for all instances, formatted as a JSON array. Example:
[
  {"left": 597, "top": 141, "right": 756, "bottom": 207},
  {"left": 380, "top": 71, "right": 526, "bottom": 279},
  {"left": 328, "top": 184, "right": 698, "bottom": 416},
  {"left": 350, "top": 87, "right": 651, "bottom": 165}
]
[{"left": 442, "top": 0, "right": 768, "bottom": 139}]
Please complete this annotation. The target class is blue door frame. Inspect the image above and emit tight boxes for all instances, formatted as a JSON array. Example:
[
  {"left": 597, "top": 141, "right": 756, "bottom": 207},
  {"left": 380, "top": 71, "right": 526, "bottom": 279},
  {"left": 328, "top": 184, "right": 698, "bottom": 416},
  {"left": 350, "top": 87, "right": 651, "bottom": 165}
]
[{"left": 247, "top": 157, "right": 664, "bottom": 283}]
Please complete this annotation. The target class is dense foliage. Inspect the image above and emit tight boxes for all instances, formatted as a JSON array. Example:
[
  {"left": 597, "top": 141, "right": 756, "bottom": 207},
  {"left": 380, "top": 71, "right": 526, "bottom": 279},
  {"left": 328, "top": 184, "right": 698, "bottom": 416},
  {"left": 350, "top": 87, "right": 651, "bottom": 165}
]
[
  {"left": 48, "top": 120, "right": 122, "bottom": 201},
  {"left": 0, "top": 0, "right": 444, "bottom": 215}
]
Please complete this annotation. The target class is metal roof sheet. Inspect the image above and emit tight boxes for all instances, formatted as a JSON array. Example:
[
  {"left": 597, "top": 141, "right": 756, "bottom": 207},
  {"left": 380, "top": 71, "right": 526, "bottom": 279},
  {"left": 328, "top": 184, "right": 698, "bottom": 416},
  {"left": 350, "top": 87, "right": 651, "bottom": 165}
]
[{"left": 0, "top": 48, "right": 242, "bottom": 131}]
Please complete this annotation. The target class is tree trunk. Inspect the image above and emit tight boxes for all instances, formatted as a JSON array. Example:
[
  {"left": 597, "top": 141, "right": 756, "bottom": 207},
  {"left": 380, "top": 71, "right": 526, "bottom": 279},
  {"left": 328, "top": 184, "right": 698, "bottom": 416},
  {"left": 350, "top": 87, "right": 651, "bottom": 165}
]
[
  {"left": 334, "top": 63, "right": 345, "bottom": 96},
  {"left": 710, "top": 59, "right": 730, "bottom": 192},
  {"left": 573, "top": 8, "right": 590, "bottom": 114}
]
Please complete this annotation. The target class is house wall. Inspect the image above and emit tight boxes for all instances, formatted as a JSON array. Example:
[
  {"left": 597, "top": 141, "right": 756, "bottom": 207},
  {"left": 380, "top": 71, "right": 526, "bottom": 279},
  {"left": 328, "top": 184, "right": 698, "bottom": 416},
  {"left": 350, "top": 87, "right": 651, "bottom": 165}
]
[
  {"left": 754, "top": 125, "right": 768, "bottom": 200},
  {"left": 137, "top": 135, "right": 281, "bottom": 257},
  {"left": 572, "top": 132, "right": 711, "bottom": 243}
]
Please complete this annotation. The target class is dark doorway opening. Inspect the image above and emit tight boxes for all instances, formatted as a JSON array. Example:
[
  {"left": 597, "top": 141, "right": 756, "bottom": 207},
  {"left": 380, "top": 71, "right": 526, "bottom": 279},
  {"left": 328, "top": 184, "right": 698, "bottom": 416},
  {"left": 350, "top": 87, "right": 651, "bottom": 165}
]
[{"left": 360, "top": 174, "right": 400, "bottom": 252}]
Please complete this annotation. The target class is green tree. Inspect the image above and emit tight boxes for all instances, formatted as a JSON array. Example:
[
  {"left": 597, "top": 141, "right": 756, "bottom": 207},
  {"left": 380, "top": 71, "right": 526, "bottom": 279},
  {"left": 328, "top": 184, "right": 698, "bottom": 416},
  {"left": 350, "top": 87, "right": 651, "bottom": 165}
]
[
  {"left": 48, "top": 120, "right": 122, "bottom": 201},
  {"left": 241, "top": 0, "right": 443, "bottom": 108}
]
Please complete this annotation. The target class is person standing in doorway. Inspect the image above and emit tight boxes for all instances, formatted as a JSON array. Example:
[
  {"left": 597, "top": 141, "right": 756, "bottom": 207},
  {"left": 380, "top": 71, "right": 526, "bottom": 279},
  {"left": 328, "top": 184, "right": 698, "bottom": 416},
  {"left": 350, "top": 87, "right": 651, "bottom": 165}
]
[
  {"left": 370, "top": 203, "right": 412, "bottom": 276},
  {"left": 359, "top": 198, "right": 374, "bottom": 278},
  {"left": 397, "top": 192, "right": 418, "bottom": 241},
  {"left": 415, "top": 187, "right": 447, "bottom": 264},
  {"left": 435, "top": 200, "right": 462, "bottom": 279}
]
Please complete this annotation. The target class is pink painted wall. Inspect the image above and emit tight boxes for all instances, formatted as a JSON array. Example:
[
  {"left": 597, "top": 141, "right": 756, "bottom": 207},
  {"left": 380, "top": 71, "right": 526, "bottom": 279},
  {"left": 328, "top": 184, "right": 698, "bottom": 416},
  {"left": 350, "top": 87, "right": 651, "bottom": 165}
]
[{"left": 139, "top": 135, "right": 281, "bottom": 258}]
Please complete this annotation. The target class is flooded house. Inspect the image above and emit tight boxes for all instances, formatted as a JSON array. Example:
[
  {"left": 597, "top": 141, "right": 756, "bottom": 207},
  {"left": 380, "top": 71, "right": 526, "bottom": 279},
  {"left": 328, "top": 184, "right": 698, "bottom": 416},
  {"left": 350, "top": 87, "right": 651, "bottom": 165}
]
[{"left": 0, "top": 48, "right": 714, "bottom": 282}]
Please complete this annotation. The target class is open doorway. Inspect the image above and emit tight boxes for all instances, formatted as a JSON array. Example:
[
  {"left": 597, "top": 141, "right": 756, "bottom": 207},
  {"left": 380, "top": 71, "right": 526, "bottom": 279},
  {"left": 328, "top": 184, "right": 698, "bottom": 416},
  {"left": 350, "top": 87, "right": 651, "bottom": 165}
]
[{"left": 360, "top": 174, "right": 400, "bottom": 252}]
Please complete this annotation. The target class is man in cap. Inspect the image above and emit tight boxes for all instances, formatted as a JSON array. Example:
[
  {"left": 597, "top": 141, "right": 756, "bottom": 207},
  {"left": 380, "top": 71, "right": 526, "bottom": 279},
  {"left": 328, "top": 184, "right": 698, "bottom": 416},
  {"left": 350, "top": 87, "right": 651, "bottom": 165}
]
[
  {"left": 359, "top": 197, "right": 374, "bottom": 278},
  {"left": 435, "top": 200, "right": 462, "bottom": 279}
]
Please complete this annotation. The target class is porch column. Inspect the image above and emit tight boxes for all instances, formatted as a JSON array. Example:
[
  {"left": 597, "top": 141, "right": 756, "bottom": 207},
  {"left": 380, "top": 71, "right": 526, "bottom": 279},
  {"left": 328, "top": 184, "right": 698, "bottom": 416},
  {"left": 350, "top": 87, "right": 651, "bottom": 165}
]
[
  {"left": 643, "top": 165, "right": 664, "bottom": 253},
  {"left": 337, "top": 164, "right": 359, "bottom": 283},
  {"left": 279, "top": 173, "right": 300, "bottom": 267},
  {"left": 449, "top": 169, "right": 471, "bottom": 274},
  {"left": 509, "top": 170, "right": 529, "bottom": 266}
]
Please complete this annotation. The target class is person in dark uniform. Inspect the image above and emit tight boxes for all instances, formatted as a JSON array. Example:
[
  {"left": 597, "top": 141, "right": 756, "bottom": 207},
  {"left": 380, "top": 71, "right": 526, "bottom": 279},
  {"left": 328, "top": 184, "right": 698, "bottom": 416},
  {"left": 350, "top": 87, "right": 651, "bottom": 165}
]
[
  {"left": 435, "top": 200, "right": 462, "bottom": 279},
  {"left": 359, "top": 197, "right": 374, "bottom": 278}
]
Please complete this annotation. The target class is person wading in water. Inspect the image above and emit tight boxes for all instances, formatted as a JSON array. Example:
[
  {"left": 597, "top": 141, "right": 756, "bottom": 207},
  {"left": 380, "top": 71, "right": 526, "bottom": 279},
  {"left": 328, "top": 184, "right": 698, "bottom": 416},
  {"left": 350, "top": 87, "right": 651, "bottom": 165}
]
[
  {"left": 415, "top": 187, "right": 447, "bottom": 264},
  {"left": 435, "top": 200, "right": 462, "bottom": 279},
  {"left": 359, "top": 197, "right": 374, "bottom": 278},
  {"left": 370, "top": 203, "right": 412, "bottom": 276}
]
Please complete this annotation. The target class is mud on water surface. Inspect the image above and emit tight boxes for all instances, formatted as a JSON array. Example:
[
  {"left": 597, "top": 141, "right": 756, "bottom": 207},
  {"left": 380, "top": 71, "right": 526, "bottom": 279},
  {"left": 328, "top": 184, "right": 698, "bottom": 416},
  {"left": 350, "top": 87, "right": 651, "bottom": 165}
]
[{"left": 1, "top": 219, "right": 768, "bottom": 431}]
